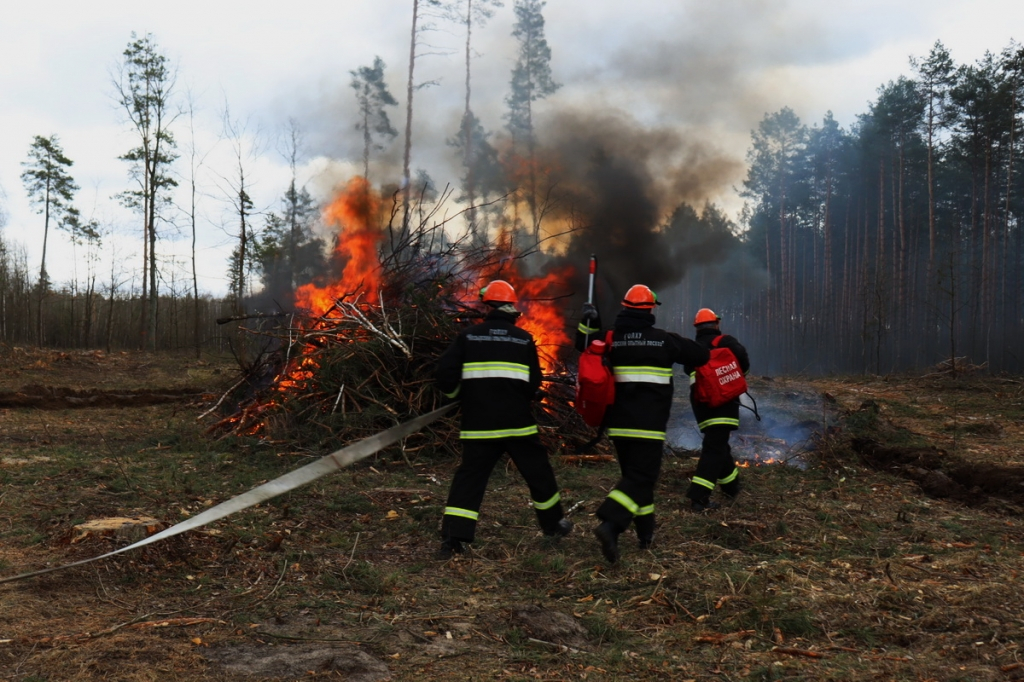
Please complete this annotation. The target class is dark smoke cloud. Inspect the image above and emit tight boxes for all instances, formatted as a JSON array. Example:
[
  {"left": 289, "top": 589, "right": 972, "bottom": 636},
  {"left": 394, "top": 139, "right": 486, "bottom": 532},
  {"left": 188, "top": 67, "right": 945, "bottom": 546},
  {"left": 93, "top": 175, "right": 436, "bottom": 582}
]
[{"left": 535, "top": 109, "right": 745, "bottom": 309}]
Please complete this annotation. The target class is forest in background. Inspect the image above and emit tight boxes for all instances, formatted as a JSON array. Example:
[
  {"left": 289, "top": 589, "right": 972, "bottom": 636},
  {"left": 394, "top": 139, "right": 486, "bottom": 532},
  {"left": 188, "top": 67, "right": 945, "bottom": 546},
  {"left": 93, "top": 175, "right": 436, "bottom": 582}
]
[
  {"left": 677, "top": 41, "right": 1024, "bottom": 375},
  {"left": 0, "top": 2, "right": 1021, "bottom": 375}
]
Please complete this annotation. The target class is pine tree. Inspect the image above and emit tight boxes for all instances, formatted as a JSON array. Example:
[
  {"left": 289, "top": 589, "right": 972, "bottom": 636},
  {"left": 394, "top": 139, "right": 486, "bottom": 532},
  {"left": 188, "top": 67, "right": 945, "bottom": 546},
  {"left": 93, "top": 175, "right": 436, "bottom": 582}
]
[
  {"left": 911, "top": 41, "right": 955, "bottom": 279},
  {"left": 351, "top": 56, "right": 399, "bottom": 182},
  {"left": 505, "top": 0, "right": 559, "bottom": 245},
  {"left": 113, "top": 32, "right": 178, "bottom": 349},
  {"left": 21, "top": 135, "right": 80, "bottom": 344},
  {"left": 448, "top": 110, "right": 504, "bottom": 243},
  {"left": 741, "top": 107, "right": 808, "bottom": 360},
  {"left": 439, "top": 0, "right": 504, "bottom": 241},
  {"left": 255, "top": 185, "right": 324, "bottom": 302},
  {"left": 21, "top": 135, "right": 79, "bottom": 291}
]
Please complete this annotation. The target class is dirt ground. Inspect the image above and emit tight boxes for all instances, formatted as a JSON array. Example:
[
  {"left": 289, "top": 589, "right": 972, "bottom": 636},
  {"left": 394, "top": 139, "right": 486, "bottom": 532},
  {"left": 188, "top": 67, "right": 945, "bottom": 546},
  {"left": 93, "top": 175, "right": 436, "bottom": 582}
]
[{"left": 1, "top": 348, "right": 1023, "bottom": 681}]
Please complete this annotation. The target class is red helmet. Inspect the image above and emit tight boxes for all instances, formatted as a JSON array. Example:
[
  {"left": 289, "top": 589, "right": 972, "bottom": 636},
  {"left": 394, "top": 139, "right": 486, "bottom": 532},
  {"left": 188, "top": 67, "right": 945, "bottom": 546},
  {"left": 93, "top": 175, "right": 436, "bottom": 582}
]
[
  {"left": 479, "top": 279, "right": 517, "bottom": 305},
  {"left": 622, "top": 284, "right": 658, "bottom": 309},
  {"left": 693, "top": 308, "right": 721, "bottom": 326}
]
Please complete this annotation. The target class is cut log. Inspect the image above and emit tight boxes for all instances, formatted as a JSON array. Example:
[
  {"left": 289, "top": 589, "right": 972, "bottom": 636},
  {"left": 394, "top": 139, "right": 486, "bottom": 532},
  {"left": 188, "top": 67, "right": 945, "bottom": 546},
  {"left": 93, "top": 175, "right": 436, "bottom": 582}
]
[{"left": 71, "top": 516, "right": 166, "bottom": 544}]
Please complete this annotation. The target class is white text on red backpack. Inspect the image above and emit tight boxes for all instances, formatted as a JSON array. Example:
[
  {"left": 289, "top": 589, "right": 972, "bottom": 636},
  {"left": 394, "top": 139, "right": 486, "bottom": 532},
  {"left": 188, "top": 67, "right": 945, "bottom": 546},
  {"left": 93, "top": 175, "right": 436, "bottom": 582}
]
[{"left": 693, "top": 336, "right": 747, "bottom": 407}]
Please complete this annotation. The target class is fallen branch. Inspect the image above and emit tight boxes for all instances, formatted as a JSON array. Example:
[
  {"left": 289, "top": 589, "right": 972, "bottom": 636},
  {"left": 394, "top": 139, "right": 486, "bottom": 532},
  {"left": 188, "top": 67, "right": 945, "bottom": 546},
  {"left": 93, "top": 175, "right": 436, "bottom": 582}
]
[
  {"left": 130, "top": 617, "right": 223, "bottom": 629},
  {"left": 772, "top": 646, "right": 826, "bottom": 659},
  {"left": 526, "top": 637, "right": 591, "bottom": 655},
  {"left": 197, "top": 376, "right": 247, "bottom": 422},
  {"left": 216, "top": 312, "right": 289, "bottom": 325},
  {"left": 562, "top": 455, "right": 614, "bottom": 464},
  {"left": 695, "top": 629, "right": 756, "bottom": 644}
]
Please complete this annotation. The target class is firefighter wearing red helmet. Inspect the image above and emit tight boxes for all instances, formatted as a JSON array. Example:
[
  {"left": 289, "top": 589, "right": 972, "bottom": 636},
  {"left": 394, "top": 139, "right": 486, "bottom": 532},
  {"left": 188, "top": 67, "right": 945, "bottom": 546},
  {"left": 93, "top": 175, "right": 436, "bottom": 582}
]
[
  {"left": 576, "top": 284, "right": 710, "bottom": 563},
  {"left": 434, "top": 279, "right": 572, "bottom": 558},
  {"left": 683, "top": 307, "right": 750, "bottom": 511}
]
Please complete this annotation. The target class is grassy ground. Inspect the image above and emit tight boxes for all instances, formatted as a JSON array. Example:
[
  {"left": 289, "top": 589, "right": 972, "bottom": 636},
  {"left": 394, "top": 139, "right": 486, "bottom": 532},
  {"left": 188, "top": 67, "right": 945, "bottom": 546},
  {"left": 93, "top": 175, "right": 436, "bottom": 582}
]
[{"left": 1, "top": 349, "right": 1023, "bottom": 681}]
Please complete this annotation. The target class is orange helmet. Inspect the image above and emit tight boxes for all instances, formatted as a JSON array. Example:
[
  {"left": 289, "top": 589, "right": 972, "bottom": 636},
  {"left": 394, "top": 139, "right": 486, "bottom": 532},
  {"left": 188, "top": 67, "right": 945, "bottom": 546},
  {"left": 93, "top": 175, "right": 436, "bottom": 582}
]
[
  {"left": 622, "top": 284, "right": 659, "bottom": 309},
  {"left": 693, "top": 308, "right": 721, "bottom": 326},
  {"left": 479, "top": 279, "right": 517, "bottom": 305}
]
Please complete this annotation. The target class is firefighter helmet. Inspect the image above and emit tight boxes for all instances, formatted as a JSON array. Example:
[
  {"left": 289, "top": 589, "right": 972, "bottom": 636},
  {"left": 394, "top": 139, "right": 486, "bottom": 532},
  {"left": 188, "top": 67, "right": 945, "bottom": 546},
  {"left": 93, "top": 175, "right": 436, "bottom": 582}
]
[
  {"left": 479, "top": 279, "right": 517, "bottom": 305},
  {"left": 693, "top": 308, "right": 721, "bottom": 326},
  {"left": 622, "top": 284, "right": 659, "bottom": 309}
]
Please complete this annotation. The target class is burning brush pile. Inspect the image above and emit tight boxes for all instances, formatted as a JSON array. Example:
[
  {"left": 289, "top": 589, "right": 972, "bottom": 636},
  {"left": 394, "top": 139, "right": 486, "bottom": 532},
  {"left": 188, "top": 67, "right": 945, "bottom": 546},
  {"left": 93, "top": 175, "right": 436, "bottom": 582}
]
[{"left": 204, "top": 178, "right": 591, "bottom": 457}]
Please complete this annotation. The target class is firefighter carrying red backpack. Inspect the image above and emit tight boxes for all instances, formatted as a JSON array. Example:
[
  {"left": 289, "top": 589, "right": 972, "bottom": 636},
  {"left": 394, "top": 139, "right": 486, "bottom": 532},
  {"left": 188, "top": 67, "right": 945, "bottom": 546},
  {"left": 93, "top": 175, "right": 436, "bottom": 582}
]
[
  {"left": 690, "top": 308, "right": 760, "bottom": 420},
  {"left": 693, "top": 336, "right": 747, "bottom": 407}
]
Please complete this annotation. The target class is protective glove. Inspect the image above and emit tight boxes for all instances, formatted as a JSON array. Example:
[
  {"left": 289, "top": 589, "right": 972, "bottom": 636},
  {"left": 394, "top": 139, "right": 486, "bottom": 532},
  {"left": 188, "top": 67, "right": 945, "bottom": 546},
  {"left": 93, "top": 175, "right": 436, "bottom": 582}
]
[{"left": 581, "top": 303, "right": 598, "bottom": 321}]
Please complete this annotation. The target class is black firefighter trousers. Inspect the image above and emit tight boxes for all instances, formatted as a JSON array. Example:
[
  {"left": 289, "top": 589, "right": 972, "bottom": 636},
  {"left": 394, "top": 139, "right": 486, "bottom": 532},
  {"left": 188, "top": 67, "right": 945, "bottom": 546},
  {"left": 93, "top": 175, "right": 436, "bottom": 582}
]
[
  {"left": 595, "top": 436, "right": 661, "bottom": 541},
  {"left": 686, "top": 425, "right": 741, "bottom": 503},
  {"left": 441, "top": 434, "right": 565, "bottom": 543}
]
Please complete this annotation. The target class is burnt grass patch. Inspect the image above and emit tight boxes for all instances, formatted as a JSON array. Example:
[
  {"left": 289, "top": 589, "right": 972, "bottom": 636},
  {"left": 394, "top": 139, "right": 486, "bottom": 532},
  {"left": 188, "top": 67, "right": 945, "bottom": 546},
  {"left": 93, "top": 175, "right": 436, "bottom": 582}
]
[{"left": 2, "top": 353, "right": 1024, "bottom": 681}]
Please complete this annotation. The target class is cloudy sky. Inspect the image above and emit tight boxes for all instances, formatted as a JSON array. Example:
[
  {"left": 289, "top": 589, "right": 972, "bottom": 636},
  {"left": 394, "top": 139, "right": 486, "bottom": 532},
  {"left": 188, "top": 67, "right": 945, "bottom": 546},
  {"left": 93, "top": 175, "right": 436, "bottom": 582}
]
[{"left": 1, "top": 0, "right": 1021, "bottom": 297}]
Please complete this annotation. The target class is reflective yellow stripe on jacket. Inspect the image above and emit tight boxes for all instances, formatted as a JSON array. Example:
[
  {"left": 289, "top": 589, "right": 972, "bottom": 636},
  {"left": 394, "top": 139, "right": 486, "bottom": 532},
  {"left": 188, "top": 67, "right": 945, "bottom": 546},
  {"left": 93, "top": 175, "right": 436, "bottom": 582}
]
[
  {"left": 462, "top": 361, "right": 531, "bottom": 382},
  {"left": 613, "top": 366, "right": 673, "bottom": 385}
]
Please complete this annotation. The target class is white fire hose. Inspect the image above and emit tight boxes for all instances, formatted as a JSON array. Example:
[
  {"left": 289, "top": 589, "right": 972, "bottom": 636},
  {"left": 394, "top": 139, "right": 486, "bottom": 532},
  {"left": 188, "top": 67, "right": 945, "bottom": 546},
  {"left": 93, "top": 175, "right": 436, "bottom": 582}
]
[{"left": 0, "top": 403, "right": 457, "bottom": 585}]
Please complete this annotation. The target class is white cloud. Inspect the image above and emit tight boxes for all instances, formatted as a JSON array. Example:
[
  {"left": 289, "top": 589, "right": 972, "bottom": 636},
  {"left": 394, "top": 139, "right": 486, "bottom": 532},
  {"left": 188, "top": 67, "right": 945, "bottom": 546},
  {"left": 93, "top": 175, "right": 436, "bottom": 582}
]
[{"left": 2, "top": 0, "right": 1023, "bottom": 297}]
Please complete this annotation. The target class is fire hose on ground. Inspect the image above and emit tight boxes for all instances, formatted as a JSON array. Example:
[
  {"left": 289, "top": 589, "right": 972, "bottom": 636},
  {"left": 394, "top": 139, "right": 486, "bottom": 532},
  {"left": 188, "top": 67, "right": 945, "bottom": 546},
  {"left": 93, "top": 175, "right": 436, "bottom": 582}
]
[{"left": 0, "top": 403, "right": 458, "bottom": 585}]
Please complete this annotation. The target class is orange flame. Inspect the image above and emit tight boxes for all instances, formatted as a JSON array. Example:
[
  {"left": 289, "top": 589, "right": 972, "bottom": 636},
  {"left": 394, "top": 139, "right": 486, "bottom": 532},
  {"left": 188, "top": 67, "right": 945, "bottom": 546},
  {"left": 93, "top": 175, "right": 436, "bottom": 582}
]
[
  {"left": 508, "top": 268, "right": 574, "bottom": 374},
  {"left": 469, "top": 239, "right": 575, "bottom": 374},
  {"left": 295, "top": 176, "right": 573, "bottom": 381},
  {"left": 294, "top": 177, "right": 384, "bottom": 315}
]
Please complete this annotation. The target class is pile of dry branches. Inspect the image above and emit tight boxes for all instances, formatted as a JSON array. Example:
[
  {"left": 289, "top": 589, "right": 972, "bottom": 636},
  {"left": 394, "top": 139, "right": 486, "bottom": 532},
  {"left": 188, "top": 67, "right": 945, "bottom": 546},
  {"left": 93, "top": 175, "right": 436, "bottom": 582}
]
[{"left": 201, "top": 238, "right": 593, "bottom": 458}]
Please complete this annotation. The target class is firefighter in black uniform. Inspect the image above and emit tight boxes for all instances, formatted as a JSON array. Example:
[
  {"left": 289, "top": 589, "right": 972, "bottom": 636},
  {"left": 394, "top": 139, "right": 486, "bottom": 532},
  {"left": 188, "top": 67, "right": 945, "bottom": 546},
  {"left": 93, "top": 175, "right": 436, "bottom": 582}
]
[
  {"left": 576, "top": 285, "right": 709, "bottom": 563},
  {"left": 684, "top": 308, "right": 750, "bottom": 511},
  {"left": 435, "top": 279, "right": 572, "bottom": 558}
]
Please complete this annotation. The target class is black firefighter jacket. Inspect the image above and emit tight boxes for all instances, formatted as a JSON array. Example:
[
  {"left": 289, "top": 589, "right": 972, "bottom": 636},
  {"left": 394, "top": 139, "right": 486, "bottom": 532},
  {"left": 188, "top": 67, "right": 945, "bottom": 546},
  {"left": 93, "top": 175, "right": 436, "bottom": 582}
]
[
  {"left": 575, "top": 308, "right": 709, "bottom": 441},
  {"left": 436, "top": 308, "right": 543, "bottom": 439},
  {"left": 684, "top": 327, "right": 751, "bottom": 431}
]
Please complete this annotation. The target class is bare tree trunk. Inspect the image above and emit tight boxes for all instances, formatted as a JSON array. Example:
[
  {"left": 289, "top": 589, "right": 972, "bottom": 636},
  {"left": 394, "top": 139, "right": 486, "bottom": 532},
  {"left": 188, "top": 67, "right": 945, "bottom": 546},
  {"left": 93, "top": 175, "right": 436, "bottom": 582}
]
[
  {"left": 288, "top": 122, "right": 302, "bottom": 293},
  {"left": 401, "top": 0, "right": 420, "bottom": 239},
  {"left": 191, "top": 166, "right": 201, "bottom": 360},
  {"left": 462, "top": 0, "right": 477, "bottom": 242},
  {"left": 981, "top": 148, "right": 992, "bottom": 364},
  {"left": 823, "top": 160, "right": 834, "bottom": 343},
  {"left": 1003, "top": 94, "right": 1016, "bottom": 366},
  {"left": 777, "top": 156, "right": 788, "bottom": 363},
  {"left": 139, "top": 149, "right": 151, "bottom": 351},
  {"left": 36, "top": 183, "right": 51, "bottom": 346}
]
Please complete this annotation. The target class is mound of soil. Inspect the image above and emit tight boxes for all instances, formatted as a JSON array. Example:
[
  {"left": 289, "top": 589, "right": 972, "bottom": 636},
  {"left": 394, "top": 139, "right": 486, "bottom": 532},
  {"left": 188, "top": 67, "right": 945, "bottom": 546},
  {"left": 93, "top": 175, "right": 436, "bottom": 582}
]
[
  {"left": 0, "top": 385, "right": 206, "bottom": 409},
  {"left": 851, "top": 435, "right": 1024, "bottom": 507}
]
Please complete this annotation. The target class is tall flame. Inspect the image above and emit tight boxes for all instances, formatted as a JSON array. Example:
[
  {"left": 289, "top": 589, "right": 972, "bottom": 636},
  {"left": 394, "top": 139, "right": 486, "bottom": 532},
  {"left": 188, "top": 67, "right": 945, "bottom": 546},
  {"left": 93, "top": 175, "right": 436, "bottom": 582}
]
[
  {"left": 295, "top": 177, "right": 384, "bottom": 315},
  {"left": 506, "top": 268, "right": 574, "bottom": 374},
  {"left": 294, "top": 177, "right": 574, "bottom": 374},
  {"left": 473, "top": 230, "right": 575, "bottom": 374}
]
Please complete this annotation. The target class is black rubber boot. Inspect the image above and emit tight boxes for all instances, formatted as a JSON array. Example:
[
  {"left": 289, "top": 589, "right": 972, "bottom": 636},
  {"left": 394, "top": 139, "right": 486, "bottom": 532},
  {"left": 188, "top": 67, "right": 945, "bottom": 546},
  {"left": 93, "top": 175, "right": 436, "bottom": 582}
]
[
  {"left": 721, "top": 480, "right": 743, "bottom": 503},
  {"left": 594, "top": 522, "right": 621, "bottom": 563},
  {"left": 634, "top": 515, "right": 655, "bottom": 549},
  {"left": 437, "top": 538, "right": 464, "bottom": 559},
  {"left": 690, "top": 499, "right": 721, "bottom": 513},
  {"left": 545, "top": 518, "right": 573, "bottom": 538}
]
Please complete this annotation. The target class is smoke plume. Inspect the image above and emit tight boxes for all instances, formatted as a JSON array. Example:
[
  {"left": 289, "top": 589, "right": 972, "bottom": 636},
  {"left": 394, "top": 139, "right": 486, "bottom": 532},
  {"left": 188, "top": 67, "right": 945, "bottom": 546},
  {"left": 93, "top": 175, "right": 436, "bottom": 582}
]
[{"left": 535, "top": 109, "right": 745, "bottom": 311}]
